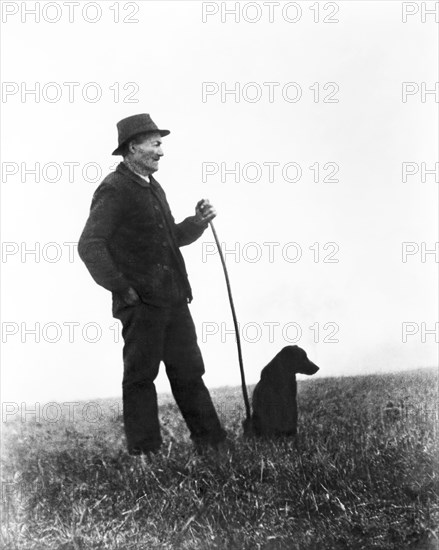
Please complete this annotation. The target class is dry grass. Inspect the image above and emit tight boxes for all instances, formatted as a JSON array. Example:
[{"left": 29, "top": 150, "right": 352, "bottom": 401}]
[{"left": 1, "top": 368, "right": 438, "bottom": 549}]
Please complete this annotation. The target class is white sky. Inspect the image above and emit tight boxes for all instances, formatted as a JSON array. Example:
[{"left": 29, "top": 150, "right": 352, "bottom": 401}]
[{"left": 1, "top": 0, "right": 438, "bottom": 405}]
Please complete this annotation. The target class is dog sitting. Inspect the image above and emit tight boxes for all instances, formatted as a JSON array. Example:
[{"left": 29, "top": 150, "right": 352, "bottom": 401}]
[{"left": 243, "top": 346, "right": 319, "bottom": 437}]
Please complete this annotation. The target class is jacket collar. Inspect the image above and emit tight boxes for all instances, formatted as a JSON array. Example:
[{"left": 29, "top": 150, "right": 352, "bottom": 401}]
[{"left": 116, "top": 161, "right": 154, "bottom": 188}]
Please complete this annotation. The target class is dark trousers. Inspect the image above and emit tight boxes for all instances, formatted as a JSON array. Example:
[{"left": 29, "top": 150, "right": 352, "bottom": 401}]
[{"left": 112, "top": 297, "right": 226, "bottom": 453}]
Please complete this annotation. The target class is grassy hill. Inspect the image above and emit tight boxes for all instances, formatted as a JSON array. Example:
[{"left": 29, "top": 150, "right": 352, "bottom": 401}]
[{"left": 1, "top": 369, "right": 438, "bottom": 549}]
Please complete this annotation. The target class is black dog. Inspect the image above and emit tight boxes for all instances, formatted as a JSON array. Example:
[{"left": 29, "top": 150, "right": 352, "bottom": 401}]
[{"left": 244, "top": 346, "right": 319, "bottom": 437}]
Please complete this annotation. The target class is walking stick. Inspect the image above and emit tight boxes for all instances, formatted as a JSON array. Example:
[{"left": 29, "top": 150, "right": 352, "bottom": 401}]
[{"left": 208, "top": 220, "right": 252, "bottom": 423}]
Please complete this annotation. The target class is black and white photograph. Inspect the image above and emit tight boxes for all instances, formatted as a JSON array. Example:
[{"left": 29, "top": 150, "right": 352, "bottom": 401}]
[{"left": 1, "top": 1, "right": 438, "bottom": 548}]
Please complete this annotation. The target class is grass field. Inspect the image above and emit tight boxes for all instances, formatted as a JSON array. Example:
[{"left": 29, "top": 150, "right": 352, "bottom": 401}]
[{"left": 1, "top": 368, "right": 438, "bottom": 550}]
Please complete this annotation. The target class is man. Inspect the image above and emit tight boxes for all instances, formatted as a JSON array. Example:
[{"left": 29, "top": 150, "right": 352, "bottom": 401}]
[{"left": 78, "top": 113, "right": 227, "bottom": 456}]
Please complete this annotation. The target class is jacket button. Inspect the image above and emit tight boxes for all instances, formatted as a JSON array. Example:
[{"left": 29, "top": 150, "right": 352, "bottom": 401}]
[
  {"left": 163, "top": 265, "right": 169, "bottom": 271},
  {"left": 154, "top": 205, "right": 159, "bottom": 211},
  {"left": 158, "top": 223, "right": 164, "bottom": 229}
]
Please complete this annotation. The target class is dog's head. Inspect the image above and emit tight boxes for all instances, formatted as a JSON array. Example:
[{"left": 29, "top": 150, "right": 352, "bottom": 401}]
[
  {"left": 261, "top": 346, "right": 319, "bottom": 382},
  {"left": 283, "top": 346, "right": 319, "bottom": 375}
]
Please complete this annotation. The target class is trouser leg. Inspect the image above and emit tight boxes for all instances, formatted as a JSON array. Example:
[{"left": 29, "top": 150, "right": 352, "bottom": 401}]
[
  {"left": 113, "top": 301, "right": 165, "bottom": 453},
  {"left": 163, "top": 304, "right": 227, "bottom": 446}
]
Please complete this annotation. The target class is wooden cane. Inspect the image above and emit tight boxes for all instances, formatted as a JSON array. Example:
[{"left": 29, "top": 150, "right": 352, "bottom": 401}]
[{"left": 208, "top": 220, "right": 251, "bottom": 422}]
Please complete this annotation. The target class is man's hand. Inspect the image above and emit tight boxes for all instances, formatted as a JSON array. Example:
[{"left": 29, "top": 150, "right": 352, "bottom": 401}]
[
  {"left": 122, "top": 286, "right": 141, "bottom": 306},
  {"left": 195, "top": 199, "right": 217, "bottom": 226}
]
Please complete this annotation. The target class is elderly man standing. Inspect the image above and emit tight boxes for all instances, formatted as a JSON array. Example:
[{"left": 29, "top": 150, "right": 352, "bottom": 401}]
[{"left": 78, "top": 114, "right": 227, "bottom": 456}]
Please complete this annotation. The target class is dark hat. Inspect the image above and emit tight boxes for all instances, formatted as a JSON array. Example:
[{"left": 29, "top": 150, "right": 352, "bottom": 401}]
[{"left": 112, "top": 113, "right": 170, "bottom": 156}]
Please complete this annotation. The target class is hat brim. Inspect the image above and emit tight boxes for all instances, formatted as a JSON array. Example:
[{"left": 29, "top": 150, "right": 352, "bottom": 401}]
[{"left": 112, "top": 129, "right": 170, "bottom": 156}]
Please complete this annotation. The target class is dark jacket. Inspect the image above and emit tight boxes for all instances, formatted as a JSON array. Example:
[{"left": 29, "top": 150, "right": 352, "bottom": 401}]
[{"left": 78, "top": 162, "right": 207, "bottom": 306}]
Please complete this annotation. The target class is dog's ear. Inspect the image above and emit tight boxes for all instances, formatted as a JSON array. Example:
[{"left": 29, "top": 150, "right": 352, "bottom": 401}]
[
  {"left": 260, "top": 357, "right": 278, "bottom": 382},
  {"left": 260, "top": 349, "right": 294, "bottom": 382}
]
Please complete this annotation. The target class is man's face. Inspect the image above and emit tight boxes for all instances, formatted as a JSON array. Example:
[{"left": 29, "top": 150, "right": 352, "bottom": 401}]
[{"left": 130, "top": 132, "right": 163, "bottom": 174}]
